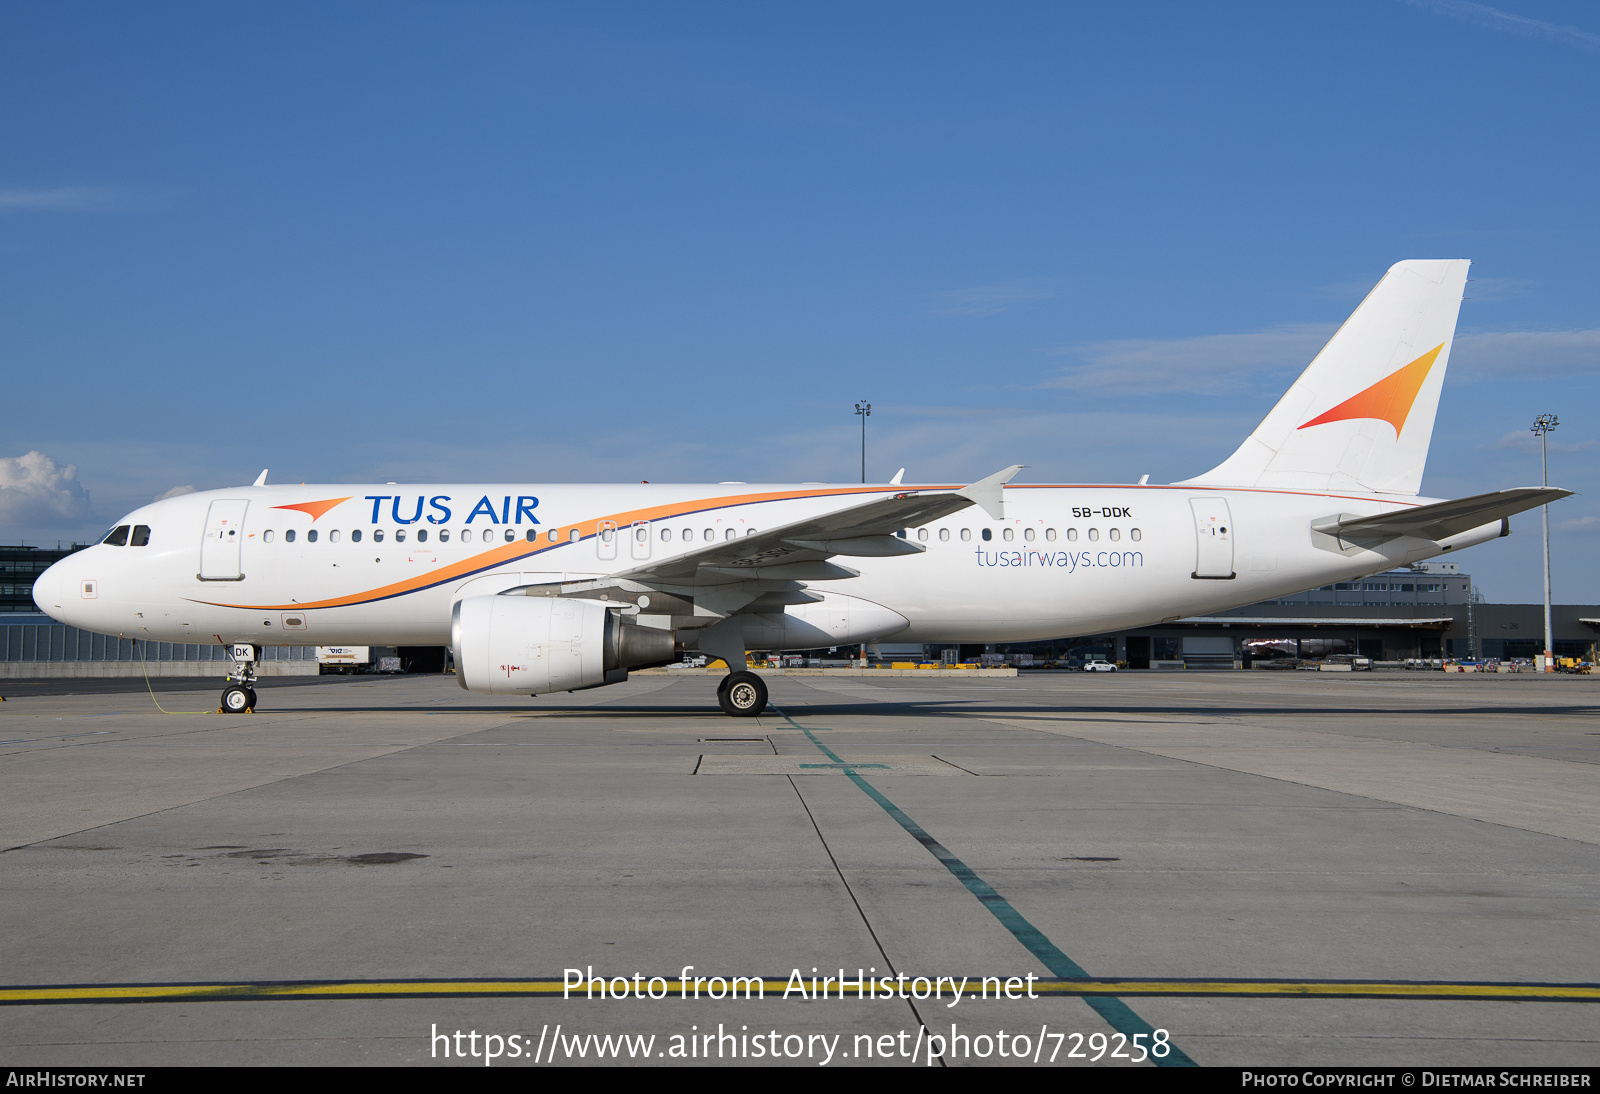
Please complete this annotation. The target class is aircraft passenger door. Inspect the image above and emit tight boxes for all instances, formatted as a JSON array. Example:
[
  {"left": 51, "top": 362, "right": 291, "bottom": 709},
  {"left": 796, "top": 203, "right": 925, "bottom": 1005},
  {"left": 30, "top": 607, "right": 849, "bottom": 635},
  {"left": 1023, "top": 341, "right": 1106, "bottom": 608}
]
[
  {"left": 1189, "top": 497, "right": 1235, "bottom": 580},
  {"left": 630, "top": 520, "right": 651, "bottom": 561},
  {"left": 596, "top": 521, "right": 618, "bottom": 561},
  {"left": 199, "top": 500, "right": 249, "bottom": 581}
]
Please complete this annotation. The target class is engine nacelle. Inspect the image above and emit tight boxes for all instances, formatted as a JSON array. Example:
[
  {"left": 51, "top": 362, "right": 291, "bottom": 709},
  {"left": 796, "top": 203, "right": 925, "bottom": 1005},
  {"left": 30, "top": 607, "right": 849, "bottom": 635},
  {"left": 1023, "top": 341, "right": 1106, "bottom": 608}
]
[{"left": 452, "top": 595, "right": 675, "bottom": 695}]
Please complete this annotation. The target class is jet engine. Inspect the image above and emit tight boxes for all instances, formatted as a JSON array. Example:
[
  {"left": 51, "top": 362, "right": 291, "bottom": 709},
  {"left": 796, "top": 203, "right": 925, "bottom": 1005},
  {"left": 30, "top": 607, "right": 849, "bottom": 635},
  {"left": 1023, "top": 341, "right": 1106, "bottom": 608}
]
[{"left": 452, "top": 595, "right": 675, "bottom": 695}]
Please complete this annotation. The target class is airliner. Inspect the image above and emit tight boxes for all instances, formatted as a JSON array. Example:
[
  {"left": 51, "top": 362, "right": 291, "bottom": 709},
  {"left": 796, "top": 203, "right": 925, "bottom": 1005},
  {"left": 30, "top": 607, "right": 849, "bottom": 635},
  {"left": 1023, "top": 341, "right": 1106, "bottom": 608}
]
[{"left": 32, "top": 260, "right": 1570, "bottom": 716}]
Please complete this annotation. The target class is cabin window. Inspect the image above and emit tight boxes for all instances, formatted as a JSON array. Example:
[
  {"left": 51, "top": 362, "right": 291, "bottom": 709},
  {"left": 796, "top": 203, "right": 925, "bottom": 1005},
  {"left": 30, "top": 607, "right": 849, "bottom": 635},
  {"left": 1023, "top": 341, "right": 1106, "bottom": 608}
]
[
  {"left": 504, "top": 529, "right": 515, "bottom": 542},
  {"left": 416, "top": 529, "right": 427, "bottom": 543},
  {"left": 981, "top": 529, "right": 992, "bottom": 541},
  {"left": 1023, "top": 527, "right": 1035, "bottom": 541},
  {"left": 1088, "top": 528, "right": 1099, "bottom": 542},
  {"left": 1045, "top": 528, "right": 1056, "bottom": 542},
  {"left": 1002, "top": 528, "right": 1014, "bottom": 542},
  {"left": 351, "top": 529, "right": 362, "bottom": 543},
  {"left": 704, "top": 529, "right": 714, "bottom": 542},
  {"left": 330, "top": 530, "right": 341, "bottom": 543},
  {"left": 661, "top": 528, "right": 672, "bottom": 542},
  {"left": 285, "top": 529, "right": 297, "bottom": 543},
  {"left": 960, "top": 528, "right": 971, "bottom": 542},
  {"left": 130, "top": 525, "right": 151, "bottom": 546},
  {"left": 746, "top": 527, "right": 757, "bottom": 535},
  {"left": 525, "top": 529, "right": 537, "bottom": 542},
  {"left": 460, "top": 529, "right": 471, "bottom": 543},
  {"left": 939, "top": 528, "right": 950, "bottom": 542},
  {"left": 896, "top": 530, "right": 906, "bottom": 539},
  {"left": 1130, "top": 528, "right": 1141, "bottom": 541},
  {"left": 263, "top": 530, "right": 275, "bottom": 543},
  {"left": 1109, "top": 528, "right": 1120, "bottom": 542},
  {"left": 725, "top": 528, "right": 737, "bottom": 541},
  {"left": 307, "top": 529, "right": 319, "bottom": 543},
  {"left": 1066, "top": 528, "right": 1078, "bottom": 541},
  {"left": 395, "top": 529, "right": 407, "bottom": 543},
  {"left": 103, "top": 525, "right": 130, "bottom": 546},
  {"left": 569, "top": 529, "right": 579, "bottom": 543},
  {"left": 373, "top": 530, "right": 384, "bottom": 542},
  {"left": 438, "top": 530, "right": 449, "bottom": 543},
  {"left": 917, "top": 528, "right": 928, "bottom": 541}
]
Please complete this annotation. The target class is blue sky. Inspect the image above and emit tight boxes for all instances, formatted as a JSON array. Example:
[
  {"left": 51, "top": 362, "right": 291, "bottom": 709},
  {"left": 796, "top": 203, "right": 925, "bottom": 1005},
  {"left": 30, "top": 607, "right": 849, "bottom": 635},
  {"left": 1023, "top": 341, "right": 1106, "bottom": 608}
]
[{"left": 2, "top": 1, "right": 1597, "bottom": 602}]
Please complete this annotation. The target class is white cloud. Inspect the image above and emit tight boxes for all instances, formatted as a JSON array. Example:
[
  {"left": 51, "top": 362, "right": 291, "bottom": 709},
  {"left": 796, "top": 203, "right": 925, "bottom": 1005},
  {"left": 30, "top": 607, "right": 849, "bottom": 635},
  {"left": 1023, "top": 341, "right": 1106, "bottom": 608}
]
[
  {"left": 1036, "top": 322, "right": 1600, "bottom": 396},
  {"left": 1463, "top": 277, "right": 1535, "bottom": 302},
  {"left": 0, "top": 187, "right": 122, "bottom": 213},
  {"left": 927, "top": 278, "right": 1061, "bottom": 316},
  {"left": 0, "top": 452, "right": 93, "bottom": 527},
  {"left": 155, "top": 484, "right": 197, "bottom": 501},
  {"left": 1485, "top": 430, "right": 1596, "bottom": 454},
  {"left": 1451, "top": 330, "right": 1600, "bottom": 379},
  {"left": 1405, "top": 0, "right": 1600, "bottom": 53},
  {"left": 1042, "top": 323, "right": 1334, "bottom": 395},
  {"left": 1556, "top": 515, "right": 1600, "bottom": 535}
]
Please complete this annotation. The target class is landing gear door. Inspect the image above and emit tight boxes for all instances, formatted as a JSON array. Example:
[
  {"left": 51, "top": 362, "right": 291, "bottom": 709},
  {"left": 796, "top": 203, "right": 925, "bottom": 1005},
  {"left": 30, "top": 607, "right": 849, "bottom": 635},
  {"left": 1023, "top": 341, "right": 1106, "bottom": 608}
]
[
  {"left": 199, "top": 500, "right": 249, "bottom": 581},
  {"left": 1189, "top": 497, "right": 1235, "bottom": 579}
]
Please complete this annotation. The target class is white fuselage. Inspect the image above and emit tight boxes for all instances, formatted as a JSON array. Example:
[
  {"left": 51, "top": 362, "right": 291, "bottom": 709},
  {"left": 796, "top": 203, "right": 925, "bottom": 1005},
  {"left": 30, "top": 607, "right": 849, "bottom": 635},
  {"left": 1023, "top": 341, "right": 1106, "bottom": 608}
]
[{"left": 33, "top": 481, "right": 1496, "bottom": 650}]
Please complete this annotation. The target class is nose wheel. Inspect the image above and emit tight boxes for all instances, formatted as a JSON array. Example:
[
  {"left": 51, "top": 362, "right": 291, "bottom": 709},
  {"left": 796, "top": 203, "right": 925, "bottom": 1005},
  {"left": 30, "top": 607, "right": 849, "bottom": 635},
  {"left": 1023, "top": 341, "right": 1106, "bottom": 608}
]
[
  {"left": 219, "top": 644, "right": 261, "bottom": 714},
  {"left": 717, "top": 670, "right": 768, "bottom": 717}
]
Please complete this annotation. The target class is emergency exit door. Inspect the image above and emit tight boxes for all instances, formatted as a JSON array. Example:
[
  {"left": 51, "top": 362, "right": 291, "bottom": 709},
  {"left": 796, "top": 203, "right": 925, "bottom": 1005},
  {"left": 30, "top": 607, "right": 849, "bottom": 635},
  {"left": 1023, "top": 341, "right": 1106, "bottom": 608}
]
[{"left": 1189, "top": 497, "right": 1235, "bottom": 579}]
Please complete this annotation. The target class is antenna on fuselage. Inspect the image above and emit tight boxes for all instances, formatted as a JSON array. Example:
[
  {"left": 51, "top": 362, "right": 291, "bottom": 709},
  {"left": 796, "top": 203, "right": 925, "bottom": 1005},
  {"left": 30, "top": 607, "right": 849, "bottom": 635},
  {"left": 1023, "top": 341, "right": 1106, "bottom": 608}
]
[{"left": 252, "top": 469, "right": 268, "bottom": 487}]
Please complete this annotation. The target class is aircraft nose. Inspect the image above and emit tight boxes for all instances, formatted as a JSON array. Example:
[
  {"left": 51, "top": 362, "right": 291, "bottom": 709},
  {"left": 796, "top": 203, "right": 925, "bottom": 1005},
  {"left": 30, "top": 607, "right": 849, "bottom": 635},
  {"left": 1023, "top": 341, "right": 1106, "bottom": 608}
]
[{"left": 32, "top": 559, "right": 68, "bottom": 617}]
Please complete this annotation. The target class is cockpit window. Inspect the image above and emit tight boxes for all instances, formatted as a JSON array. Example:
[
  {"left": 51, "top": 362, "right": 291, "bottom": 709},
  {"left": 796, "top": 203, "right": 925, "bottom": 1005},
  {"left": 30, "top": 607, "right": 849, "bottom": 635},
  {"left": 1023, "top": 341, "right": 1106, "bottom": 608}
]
[
  {"left": 130, "top": 525, "right": 151, "bottom": 547},
  {"left": 103, "top": 526, "right": 130, "bottom": 546}
]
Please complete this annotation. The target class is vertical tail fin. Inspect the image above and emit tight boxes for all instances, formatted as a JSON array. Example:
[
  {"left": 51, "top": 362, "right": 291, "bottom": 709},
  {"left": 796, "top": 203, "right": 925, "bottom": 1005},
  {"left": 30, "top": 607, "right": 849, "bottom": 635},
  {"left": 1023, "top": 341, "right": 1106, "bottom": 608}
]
[{"left": 1179, "top": 259, "right": 1470, "bottom": 496}]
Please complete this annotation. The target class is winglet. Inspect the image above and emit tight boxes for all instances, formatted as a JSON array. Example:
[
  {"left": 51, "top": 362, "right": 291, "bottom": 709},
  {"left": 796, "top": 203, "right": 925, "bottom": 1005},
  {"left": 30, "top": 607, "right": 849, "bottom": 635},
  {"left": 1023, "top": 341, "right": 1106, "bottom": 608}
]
[
  {"left": 252, "top": 469, "right": 269, "bottom": 487},
  {"left": 958, "top": 465, "right": 1024, "bottom": 520},
  {"left": 890, "top": 468, "right": 905, "bottom": 486}
]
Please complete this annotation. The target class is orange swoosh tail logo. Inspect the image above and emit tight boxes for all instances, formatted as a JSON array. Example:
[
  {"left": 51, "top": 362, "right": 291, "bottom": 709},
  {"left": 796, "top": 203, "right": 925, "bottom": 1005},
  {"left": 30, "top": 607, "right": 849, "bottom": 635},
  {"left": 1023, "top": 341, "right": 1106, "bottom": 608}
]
[
  {"left": 1298, "top": 344, "right": 1445, "bottom": 438},
  {"left": 271, "top": 496, "right": 352, "bottom": 521}
]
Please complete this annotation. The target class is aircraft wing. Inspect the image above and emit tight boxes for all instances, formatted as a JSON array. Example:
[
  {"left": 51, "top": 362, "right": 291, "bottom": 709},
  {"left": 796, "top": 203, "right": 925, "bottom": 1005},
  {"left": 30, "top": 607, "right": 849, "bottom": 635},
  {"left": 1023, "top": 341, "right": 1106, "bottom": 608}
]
[
  {"left": 1313, "top": 487, "right": 1572, "bottom": 543},
  {"left": 508, "top": 466, "right": 1023, "bottom": 617},
  {"left": 615, "top": 469, "right": 1020, "bottom": 586}
]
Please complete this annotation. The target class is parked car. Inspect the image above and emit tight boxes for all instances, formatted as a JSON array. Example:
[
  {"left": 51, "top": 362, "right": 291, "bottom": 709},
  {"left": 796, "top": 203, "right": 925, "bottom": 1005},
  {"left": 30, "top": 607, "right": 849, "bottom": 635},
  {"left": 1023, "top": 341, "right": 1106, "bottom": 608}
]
[{"left": 1083, "top": 659, "right": 1118, "bottom": 673}]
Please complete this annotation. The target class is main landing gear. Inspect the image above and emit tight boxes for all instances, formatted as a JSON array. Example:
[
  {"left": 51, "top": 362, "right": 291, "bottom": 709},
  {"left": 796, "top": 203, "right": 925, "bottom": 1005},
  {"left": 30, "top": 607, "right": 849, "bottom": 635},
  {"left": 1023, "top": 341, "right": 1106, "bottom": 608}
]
[
  {"left": 219, "top": 643, "right": 260, "bottom": 714},
  {"left": 717, "top": 670, "right": 768, "bottom": 717}
]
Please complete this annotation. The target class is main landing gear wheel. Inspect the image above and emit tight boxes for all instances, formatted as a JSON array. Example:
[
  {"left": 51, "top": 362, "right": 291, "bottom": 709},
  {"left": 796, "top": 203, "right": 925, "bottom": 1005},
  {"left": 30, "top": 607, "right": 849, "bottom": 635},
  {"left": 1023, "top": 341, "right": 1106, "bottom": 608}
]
[
  {"left": 221, "top": 685, "right": 253, "bottom": 714},
  {"left": 718, "top": 671, "right": 768, "bottom": 717}
]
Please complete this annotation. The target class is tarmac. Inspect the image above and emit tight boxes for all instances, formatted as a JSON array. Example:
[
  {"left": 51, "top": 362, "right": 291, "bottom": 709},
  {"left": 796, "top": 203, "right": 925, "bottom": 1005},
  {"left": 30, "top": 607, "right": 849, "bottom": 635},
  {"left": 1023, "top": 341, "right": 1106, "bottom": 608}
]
[{"left": 0, "top": 670, "right": 1597, "bottom": 1067}]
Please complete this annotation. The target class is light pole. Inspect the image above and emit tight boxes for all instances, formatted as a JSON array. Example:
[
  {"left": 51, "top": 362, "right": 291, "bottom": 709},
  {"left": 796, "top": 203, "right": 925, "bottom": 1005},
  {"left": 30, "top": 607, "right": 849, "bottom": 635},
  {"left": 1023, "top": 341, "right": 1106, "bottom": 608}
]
[
  {"left": 855, "top": 401, "right": 871, "bottom": 484},
  {"left": 1532, "top": 413, "right": 1558, "bottom": 670}
]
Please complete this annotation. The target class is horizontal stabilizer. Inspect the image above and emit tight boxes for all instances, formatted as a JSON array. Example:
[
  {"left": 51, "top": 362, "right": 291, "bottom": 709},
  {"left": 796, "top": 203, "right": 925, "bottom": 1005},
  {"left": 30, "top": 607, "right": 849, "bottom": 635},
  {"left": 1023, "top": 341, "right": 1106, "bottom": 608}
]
[{"left": 1313, "top": 488, "right": 1572, "bottom": 543}]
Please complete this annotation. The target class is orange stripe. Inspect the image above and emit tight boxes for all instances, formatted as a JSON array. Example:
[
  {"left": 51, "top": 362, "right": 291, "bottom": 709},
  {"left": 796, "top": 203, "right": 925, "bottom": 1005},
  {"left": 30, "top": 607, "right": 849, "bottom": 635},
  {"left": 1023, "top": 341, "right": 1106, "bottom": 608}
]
[{"left": 192, "top": 486, "right": 891, "bottom": 612}]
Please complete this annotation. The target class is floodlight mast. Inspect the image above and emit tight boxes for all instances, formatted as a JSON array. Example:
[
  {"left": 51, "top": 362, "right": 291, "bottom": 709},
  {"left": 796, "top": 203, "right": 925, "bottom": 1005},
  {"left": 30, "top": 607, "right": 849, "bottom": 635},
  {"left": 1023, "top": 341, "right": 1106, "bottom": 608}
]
[
  {"left": 855, "top": 401, "right": 871, "bottom": 484},
  {"left": 1532, "top": 414, "right": 1558, "bottom": 671}
]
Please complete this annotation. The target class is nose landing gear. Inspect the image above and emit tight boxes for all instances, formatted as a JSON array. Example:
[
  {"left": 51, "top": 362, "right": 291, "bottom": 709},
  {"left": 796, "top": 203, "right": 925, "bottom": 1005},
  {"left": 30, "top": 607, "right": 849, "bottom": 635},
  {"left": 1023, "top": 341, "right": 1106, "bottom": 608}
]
[{"left": 219, "top": 643, "right": 260, "bottom": 714}]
